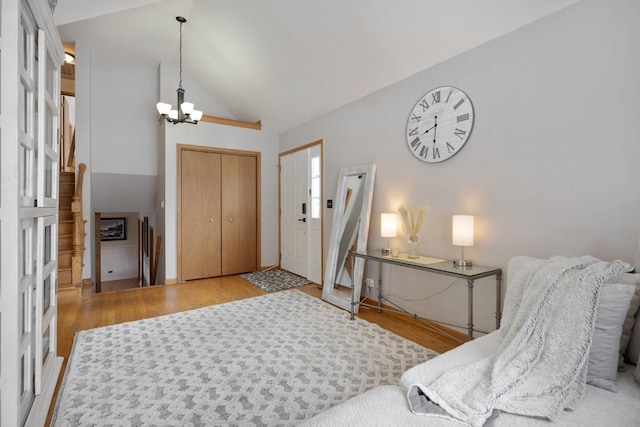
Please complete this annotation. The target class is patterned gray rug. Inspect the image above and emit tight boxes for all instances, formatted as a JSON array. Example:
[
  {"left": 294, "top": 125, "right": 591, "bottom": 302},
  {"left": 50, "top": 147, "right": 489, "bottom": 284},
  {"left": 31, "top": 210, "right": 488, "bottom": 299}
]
[
  {"left": 240, "top": 269, "right": 312, "bottom": 292},
  {"left": 51, "top": 290, "right": 437, "bottom": 426}
]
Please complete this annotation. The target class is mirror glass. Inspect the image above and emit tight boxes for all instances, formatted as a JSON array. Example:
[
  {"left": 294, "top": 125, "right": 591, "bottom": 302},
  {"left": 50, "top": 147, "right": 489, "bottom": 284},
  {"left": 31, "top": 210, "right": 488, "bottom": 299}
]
[{"left": 322, "top": 163, "right": 376, "bottom": 312}]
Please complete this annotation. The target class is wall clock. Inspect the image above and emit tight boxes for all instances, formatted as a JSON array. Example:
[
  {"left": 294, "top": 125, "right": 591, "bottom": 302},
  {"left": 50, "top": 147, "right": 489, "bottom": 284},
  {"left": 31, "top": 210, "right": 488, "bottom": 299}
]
[{"left": 406, "top": 86, "right": 474, "bottom": 163}]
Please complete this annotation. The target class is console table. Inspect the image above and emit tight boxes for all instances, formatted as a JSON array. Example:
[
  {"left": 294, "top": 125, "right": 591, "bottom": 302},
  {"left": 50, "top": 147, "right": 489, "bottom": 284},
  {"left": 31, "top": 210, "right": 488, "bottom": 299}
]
[{"left": 350, "top": 251, "right": 502, "bottom": 340}]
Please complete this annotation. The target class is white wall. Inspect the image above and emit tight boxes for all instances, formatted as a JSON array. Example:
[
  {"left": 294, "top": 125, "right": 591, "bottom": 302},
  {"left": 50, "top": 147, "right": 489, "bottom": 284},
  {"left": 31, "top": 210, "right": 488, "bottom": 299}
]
[
  {"left": 89, "top": 51, "right": 158, "bottom": 175},
  {"left": 70, "top": 42, "right": 160, "bottom": 281},
  {"left": 100, "top": 212, "right": 138, "bottom": 281},
  {"left": 280, "top": 0, "right": 640, "bottom": 333}
]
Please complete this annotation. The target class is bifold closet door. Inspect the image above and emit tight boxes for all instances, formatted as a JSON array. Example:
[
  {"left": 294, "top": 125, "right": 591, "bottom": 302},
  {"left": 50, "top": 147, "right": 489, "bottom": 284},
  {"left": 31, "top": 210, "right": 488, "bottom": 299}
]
[
  {"left": 181, "top": 150, "right": 222, "bottom": 280},
  {"left": 221, "top": 154, "right": 257, "bottom": 275}
]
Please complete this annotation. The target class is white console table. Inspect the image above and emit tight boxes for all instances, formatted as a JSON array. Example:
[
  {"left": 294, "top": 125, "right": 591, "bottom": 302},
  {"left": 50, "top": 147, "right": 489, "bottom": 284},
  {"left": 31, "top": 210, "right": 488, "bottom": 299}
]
[{"left": 350, "top": 251, "right": 502, "bottom": 340}]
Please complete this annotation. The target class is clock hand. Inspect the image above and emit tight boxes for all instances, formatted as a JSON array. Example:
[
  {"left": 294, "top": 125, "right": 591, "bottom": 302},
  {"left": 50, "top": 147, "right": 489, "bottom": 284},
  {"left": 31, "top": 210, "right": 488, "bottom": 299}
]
[
  {"left": 422, "top": 123, "right": 436, "bottom": 134},
  {"left": 433, "top": 116, "right": 438, "bottom": 143}
]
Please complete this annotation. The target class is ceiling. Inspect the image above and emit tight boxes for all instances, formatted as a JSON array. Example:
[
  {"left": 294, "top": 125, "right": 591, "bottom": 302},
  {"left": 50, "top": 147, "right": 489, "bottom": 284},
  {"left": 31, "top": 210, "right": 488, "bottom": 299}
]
[{"left": 55, "top": 0, "right": 580, "bottom": 133}]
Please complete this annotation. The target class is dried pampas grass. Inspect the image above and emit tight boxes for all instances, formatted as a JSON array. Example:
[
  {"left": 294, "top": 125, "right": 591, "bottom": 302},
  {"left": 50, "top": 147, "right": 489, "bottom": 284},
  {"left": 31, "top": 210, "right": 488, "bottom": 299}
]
[{"left": 398, "top": 205, "right": 429, "bottom": 239}]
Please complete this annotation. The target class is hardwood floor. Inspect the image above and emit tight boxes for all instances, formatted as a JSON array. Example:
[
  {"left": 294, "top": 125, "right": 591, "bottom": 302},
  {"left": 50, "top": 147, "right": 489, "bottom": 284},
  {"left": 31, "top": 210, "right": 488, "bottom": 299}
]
[
  {"left": 100, "top": 277, "right": 140, "bottom": 292},
  {"left": 47, "top": 276, "right": 466, "bottom": 425}
]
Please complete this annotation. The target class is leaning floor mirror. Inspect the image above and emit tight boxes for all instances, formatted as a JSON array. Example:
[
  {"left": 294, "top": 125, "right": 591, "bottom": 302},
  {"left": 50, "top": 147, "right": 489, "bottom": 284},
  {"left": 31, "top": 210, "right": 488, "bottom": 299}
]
[{"left": 322, "top": 163, "right": 376, "bottom": 313}]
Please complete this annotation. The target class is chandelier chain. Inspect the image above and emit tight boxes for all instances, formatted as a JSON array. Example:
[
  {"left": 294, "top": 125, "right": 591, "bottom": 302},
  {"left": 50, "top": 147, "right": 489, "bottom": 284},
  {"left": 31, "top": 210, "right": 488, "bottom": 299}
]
[{"left": 178, "top": 20, "right": 183, "bottom": 89}]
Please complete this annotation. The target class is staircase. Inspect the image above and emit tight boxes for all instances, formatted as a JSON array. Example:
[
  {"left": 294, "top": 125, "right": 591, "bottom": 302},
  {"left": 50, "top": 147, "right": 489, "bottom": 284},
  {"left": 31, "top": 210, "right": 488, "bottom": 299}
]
[{"left": 58, "top": 163, "right": 86, "bottom": 297}]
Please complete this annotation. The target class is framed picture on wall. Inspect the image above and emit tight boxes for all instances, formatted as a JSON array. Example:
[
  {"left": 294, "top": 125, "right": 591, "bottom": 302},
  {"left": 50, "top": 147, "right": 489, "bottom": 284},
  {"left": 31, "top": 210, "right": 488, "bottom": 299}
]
[{"left": 100, "top": 217, "right": 127, "bottom": 241}]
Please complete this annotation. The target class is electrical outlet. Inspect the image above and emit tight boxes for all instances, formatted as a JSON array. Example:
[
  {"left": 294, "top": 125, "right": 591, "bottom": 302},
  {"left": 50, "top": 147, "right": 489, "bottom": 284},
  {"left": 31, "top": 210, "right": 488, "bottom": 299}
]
[{"left": 365, "top": 278, "right": 375, "bottom": 288}]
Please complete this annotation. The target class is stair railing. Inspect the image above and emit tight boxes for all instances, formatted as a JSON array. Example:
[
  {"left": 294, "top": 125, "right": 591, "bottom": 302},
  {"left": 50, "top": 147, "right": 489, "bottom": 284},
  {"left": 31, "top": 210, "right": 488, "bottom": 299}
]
[{"left": 70, "top": 163, "right": 86, "bottom": 288}]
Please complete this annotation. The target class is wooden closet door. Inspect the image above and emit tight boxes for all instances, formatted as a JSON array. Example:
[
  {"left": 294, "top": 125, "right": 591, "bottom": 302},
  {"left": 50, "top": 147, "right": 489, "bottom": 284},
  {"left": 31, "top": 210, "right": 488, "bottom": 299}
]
[
  {"left": 221, "top": 154, "right": 257, "bottom": 275},
  {"left": 181, "top": 150, "right": 222, "bottom": 280}
]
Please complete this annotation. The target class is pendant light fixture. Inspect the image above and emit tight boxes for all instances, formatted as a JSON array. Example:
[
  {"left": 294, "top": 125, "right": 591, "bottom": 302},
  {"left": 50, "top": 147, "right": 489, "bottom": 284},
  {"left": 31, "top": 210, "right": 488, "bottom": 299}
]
[{"left": 156, "top": 16, "right": 203, "bottom": 124}]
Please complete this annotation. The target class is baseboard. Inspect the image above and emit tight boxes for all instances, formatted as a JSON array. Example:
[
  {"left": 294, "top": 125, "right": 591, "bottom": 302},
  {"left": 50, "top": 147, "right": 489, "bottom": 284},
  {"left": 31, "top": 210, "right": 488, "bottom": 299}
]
[
  {"left": 25, "top": 356, "right": 63, "bottom": 427},
  {"left": 165, "top": 278, "right": 177, "bottom": 285}
]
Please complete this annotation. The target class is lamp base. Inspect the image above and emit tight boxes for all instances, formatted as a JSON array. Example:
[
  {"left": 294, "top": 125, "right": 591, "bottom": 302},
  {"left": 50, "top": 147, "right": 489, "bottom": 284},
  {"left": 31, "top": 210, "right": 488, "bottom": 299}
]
[
  {"left": 453, "top": 259, "right": 473, "bottom": 268},
  {"left": 381, "top": 248, "right": 391, "bottom": 256}
]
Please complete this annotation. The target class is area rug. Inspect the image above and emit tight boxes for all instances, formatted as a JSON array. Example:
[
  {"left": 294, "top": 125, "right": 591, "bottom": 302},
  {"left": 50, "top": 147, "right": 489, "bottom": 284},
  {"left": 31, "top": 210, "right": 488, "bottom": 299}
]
[
  {"left": 240, "top": 268, "right": 312, "bottom": 292},
  {"left": 51, "top": 290, "right": 437, "bottom": 426}
]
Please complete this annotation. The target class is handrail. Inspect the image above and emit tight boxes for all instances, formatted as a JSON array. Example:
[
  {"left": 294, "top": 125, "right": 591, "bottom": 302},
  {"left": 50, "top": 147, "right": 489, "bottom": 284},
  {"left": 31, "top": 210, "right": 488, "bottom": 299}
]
[
  {"left": 73, "top": 163, "right": 86, "bottom": 201},
  {"left": 71, "top": 163, "right": 87, "bottom": 289}
]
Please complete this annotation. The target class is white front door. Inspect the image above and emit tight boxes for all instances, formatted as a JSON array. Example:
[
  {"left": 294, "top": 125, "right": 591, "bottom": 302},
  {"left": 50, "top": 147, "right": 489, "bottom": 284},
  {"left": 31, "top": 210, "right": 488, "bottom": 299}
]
[{"left": 280, "top": 150, "right": 309, "bottom": 277}]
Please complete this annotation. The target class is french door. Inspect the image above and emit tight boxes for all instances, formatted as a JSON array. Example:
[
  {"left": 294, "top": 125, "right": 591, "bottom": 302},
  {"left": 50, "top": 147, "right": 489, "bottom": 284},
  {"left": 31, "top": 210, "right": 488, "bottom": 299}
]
[{"left": 0, "top": 1, "right": 64, "bottom": 425}]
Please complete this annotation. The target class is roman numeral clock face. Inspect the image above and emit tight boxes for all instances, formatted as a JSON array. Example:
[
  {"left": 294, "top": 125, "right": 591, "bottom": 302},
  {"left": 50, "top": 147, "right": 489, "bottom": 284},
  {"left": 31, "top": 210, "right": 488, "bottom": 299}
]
[{"left": 406, "top": 86, "right": 474, "bottom": 163}]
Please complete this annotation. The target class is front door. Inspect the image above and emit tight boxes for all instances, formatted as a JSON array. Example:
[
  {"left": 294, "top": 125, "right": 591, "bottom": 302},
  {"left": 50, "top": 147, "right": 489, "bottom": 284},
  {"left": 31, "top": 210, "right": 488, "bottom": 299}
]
[
  {"left": 280, "top": 150, "right": 309, "bottom": 277},
  {"left": 279, "top": 142, "right": 323, "bottom": 283}
]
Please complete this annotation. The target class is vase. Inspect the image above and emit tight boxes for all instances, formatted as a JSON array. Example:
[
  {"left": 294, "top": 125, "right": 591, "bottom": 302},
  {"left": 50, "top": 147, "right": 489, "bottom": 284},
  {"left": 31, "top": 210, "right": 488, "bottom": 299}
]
[{"left": 407, "top": 236, "right": 420, "bottom": 259}]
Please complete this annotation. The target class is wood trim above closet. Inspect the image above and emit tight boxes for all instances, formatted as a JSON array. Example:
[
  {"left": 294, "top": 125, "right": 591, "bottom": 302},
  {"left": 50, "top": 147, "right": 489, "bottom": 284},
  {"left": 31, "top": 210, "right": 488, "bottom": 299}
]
[{"left": 200, "top": 114, "right": 262, "bottom": 130}]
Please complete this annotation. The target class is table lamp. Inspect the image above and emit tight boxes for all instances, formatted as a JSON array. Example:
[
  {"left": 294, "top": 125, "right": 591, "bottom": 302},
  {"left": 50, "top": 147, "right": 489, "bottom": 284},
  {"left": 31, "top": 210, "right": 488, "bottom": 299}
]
[
  {"left": 452, "top": 215, "right": 474, "bottom": 268},
  {"left": 381, "top": 213, "right": 397, "bottom": 256}
]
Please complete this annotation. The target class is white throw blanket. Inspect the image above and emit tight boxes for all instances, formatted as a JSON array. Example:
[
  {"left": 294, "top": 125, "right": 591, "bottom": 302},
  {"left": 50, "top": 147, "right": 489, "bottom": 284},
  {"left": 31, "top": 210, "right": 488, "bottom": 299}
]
[{"left": 407, "top": 256, "right": 631, "bottom": 427}]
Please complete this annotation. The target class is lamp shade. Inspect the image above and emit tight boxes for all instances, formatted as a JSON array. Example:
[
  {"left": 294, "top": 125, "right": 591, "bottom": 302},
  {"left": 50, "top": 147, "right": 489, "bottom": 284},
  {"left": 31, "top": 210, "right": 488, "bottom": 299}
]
[
  {"left": 381, "top": 213, "right": 397, "bottom": 238},
  {"left": 452, "top": 215, "right": 474, "bottom": 246},
  {"left": 180, "top": 102, "right": 194, "bottom": 114},
  {"left": 190, "top": 110, "right": 203, "bottom": 121},
  {"left": 156, "top": 102, "right": 172, "bottom": 115}
]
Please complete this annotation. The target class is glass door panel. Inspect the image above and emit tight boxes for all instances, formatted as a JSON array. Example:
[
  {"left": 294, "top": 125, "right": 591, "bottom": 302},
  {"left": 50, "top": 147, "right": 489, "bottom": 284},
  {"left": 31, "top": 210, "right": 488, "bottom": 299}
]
[{"left": 19, "top": 217, "right": 36, "bottom": 423}]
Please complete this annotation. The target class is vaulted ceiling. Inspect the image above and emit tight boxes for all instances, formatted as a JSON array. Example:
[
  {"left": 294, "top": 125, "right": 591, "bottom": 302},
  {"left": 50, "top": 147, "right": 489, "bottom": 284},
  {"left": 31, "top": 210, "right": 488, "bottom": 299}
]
[{"left": 55, "top": 0, "right": 579, "bottom": 133}]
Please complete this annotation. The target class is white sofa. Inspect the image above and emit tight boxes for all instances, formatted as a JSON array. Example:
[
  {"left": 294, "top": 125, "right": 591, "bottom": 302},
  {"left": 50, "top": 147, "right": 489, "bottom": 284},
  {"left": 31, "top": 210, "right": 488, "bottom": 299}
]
[
  {"left": 302, "top": 256, "right": 640, "bottom": 426},
  {"left": 302, "top": 333, "right": 640, "bottom": 426}
]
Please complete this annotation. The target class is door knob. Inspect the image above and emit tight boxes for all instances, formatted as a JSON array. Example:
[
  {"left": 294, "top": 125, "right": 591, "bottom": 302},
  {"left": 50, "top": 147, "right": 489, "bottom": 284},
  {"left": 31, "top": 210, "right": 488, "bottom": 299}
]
[
  {"left": 228, "top": 217, "right": 233, "bottom": 222},
  {"left": 209, "top": 218, "right": 214, "bottom": 222},
  {"left": 298, "top": 218, "right": 306, "bottom": 223}
]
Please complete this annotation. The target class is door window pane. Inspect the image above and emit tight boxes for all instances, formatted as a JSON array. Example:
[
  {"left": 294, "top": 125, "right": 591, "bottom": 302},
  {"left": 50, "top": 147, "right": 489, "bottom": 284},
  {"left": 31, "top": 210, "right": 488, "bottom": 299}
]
[
  {"left": 21, "top": 289, "right": 30, "bottom": 337},
  {"left": 43, "top": 275, "right": 51, "bottom": 315},
  {"left": 311, "top": 156, "right": 320, "bottom": 219},
  {"left": 45, "top": 157, "right": 53, "bottom": 198},
  {"left": 44, "top": 223, "right": 52, "bottom": 263},
  {"left": 42, "top": 325, "right": 51, "bottom": 364}
]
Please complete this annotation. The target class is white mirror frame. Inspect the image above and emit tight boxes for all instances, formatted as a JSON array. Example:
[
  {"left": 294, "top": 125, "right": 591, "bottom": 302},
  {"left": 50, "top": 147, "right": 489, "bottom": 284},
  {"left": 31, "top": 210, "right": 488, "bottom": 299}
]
[{"left": 322, "top": 163, "right": 376, "bottom": 313}]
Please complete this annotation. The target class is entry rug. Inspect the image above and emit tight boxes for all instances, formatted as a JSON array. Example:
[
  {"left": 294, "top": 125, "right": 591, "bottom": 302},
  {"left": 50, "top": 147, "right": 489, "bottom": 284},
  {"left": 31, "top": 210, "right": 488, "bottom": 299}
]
[
  {"left": 240, "top": 268, "right": 312, "bottom": 292},
  {"left": 51, "top": 290, "right": 437, "bottom": 426}
]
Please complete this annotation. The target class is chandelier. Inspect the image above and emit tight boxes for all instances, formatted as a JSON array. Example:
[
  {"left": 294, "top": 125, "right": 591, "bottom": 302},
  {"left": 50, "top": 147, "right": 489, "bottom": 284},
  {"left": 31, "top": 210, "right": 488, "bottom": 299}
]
[{"left": 156, "top": 16, "right": 203, "bottom": 124}]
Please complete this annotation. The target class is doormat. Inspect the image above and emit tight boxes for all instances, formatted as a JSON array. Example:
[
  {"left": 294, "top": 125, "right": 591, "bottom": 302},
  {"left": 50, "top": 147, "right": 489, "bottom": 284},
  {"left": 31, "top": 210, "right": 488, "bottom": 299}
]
[{"left": 240, "top": 269, "right": 312, "bottom": 292}]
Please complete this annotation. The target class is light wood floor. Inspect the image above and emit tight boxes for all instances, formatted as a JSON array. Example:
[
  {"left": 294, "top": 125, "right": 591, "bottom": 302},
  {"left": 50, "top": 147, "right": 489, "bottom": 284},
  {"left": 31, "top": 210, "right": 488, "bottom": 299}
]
[{"left": 47, "top": 276, "right": 466, "bottom": 425}]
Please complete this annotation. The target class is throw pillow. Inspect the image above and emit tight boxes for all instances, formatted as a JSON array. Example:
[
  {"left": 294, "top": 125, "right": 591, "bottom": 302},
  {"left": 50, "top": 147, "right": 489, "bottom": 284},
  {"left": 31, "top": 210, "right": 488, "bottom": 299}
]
[
  {"left": 587, "top": 283, "right": 635, "bottom": 392},
  {"left": 626, "top": 310, "right": 640, "bottom": 365},
  {"left": 616, "top": 273, "right": 640, "bottom": 368}
]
